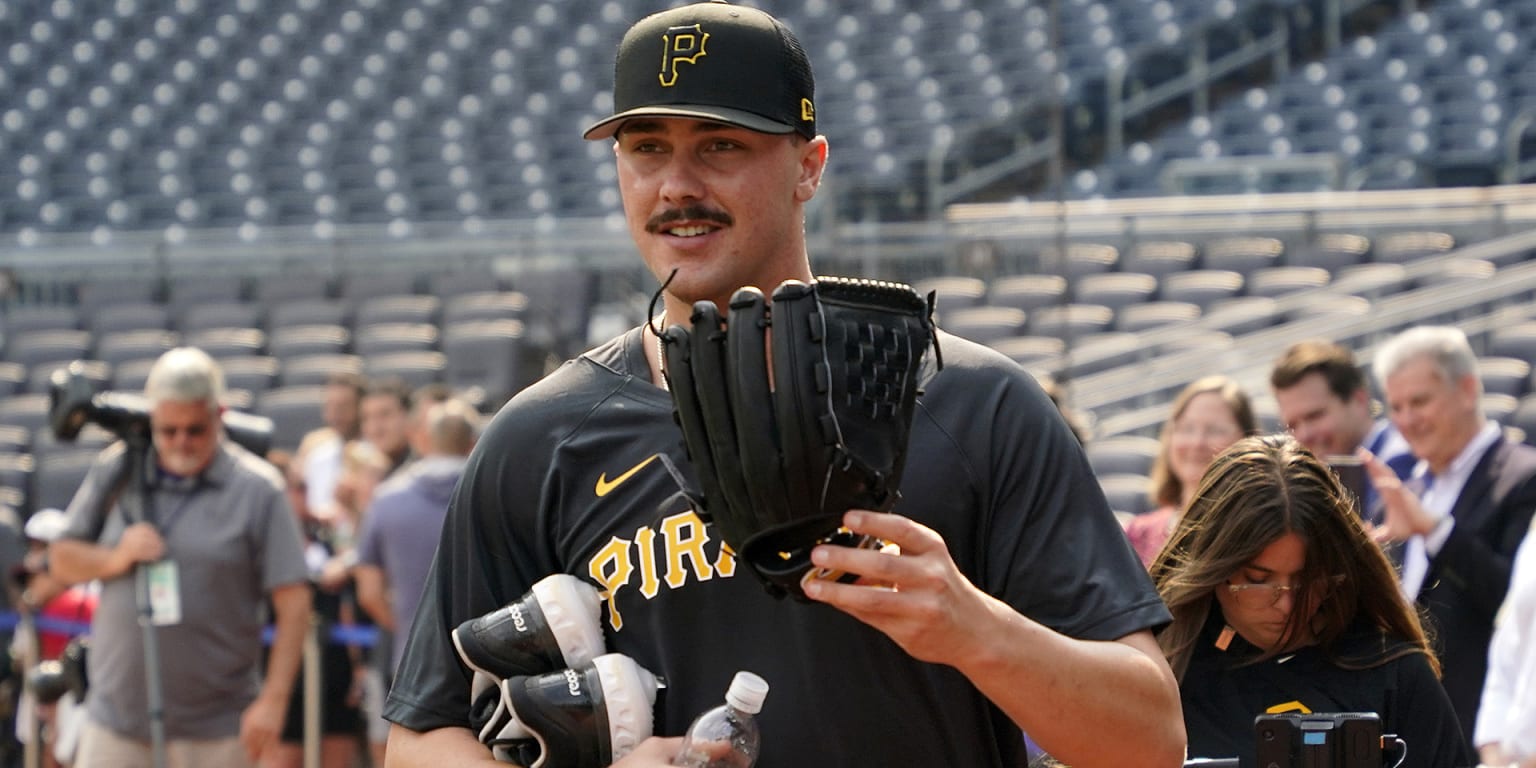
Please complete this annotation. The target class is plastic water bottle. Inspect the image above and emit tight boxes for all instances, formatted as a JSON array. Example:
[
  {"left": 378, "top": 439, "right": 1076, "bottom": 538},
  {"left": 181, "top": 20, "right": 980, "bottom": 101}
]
[{"left": 673, "top": 671, "right": 769, "bottom": 768}]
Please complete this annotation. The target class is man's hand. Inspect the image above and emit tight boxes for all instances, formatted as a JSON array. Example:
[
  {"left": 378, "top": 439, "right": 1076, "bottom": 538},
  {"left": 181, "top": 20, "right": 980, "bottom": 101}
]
[
  {"left": 239, "top": 690, "right": 286, "bottom": 761},
  {"left": 112, "top": 522, "right": 165, "bottom": 575},
  {"left": 1359, "top": 449, "right": 1435, "bottom": 543},
  {"left": 611, "top": 736, "right": 686, "bottom": 767},
  {"left": 801, "top": 510, "right": 995, "bottom": 666}
]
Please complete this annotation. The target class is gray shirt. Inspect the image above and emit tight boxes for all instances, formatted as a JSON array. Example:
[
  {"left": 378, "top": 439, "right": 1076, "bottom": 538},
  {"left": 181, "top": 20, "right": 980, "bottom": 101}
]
[{"left": 62, "top": 440, "right": 308, "bottom": 741}]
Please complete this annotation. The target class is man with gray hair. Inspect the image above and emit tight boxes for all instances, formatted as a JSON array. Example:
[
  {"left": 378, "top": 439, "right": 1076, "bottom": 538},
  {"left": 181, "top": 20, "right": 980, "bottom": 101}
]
[
  {"left": 1364, "top": 325, "right": 1536, "bottom": 745},
  {"left": 50, "top": 347, "right": 311, "bottom": 768}
]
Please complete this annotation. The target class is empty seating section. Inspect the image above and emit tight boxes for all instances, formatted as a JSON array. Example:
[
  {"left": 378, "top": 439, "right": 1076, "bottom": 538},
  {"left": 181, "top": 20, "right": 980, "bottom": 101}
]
[
  {"left": 0, "top": 0, "right": 1358, "bottom": 236},
  {"left": 1088, "top": 0, "right": 1536, "bottom": 197}
]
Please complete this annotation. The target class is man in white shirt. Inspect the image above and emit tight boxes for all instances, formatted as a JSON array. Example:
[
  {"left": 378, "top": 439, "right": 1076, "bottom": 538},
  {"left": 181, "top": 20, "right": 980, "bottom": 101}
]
[
  {"left": 1364, "top": 325, "right": 1536, "bottom": 745},
  {"left": 1478, "top": 516, "right": 1536, "bottom": 768}
]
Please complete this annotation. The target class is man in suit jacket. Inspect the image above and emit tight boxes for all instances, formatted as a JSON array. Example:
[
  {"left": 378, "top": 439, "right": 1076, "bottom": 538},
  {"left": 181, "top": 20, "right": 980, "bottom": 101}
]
[
  {"left": 1364, "top": 325, "right": 1536, "bottom": 745},
  {"left": 1270, "top": 339, "right": 1414, "bottom": 518}
]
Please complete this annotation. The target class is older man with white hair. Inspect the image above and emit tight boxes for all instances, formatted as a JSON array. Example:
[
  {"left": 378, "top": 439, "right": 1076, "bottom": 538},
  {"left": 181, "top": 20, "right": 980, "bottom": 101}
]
[
  {"left": 1364, "top": 325, "right": 1536, "bottom": 747},
  {"left": 49, "top": 347, "right": 311, "bottom": 768}
]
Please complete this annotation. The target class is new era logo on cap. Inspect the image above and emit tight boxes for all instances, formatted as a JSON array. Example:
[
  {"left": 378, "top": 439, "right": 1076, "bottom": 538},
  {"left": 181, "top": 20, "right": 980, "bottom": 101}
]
[{"left": 583, "top": 2, "right": 816, "bottom": 140}]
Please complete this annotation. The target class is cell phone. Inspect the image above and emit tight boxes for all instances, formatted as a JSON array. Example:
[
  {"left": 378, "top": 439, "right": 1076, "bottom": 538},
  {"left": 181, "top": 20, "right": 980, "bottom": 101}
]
[
  {"left": 1325, "top": 455, "right": 1367, "bottom": 518},
  {"left": 1254, "top": 712, "right": 1381, "bottom": 768}
]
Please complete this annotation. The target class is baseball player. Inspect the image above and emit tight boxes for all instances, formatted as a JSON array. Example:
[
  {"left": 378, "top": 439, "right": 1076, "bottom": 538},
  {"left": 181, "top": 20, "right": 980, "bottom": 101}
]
[{"left": 384, "top": 3, "right": 1184, "bottom": 766}]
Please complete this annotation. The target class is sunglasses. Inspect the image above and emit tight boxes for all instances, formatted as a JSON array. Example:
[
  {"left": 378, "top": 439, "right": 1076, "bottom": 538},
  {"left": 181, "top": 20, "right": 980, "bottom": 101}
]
[{"left": 154, "top": 423, "right": 212, "bottom": 439}]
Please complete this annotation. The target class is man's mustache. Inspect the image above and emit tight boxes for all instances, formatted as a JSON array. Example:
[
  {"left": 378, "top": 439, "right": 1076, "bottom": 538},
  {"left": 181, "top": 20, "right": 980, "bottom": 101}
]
[{"left": 646, "top": 206, "right": 733, "bottom": 233}]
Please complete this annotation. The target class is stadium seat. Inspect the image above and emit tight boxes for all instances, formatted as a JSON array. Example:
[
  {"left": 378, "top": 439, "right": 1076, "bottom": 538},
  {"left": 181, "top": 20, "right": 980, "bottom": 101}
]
[
  {"left": 0, "top": 453, "right": 36, "bottom": 514},
  {"left": 353, "top": 322, "right": 440, "bottom": 356},
  {"left": 253, "top": 273, "right": 334, "bottom": 304},
  {"left": 219, "top": 356, "right": 282, "bottom": 396},
  {"left": 428, "top": 268, "right": 507, "bottom": 297},
  {"left": 32, "top": 448, "right": 99, "bottom": 511},
  {"left": 941, "top": 307, "right": 1029, "bottom": 345},
  {"left": 1087, "top": 435, "right": 1161, "bottom": 477},
  {"left": 1334, "top": 263, "right": 1410, "bottom": 300},
  {"left": 1097, "top": 473, "right": 1152, "bottom": 517},
  {"left": 0, "top": 426, "right": 28, "bottom": 455},
  {"left": 1246, "top": 266, "right": 1331, "bottom": 298},
  {"left": 111, "top": 358, "right": 156, "bottom": 393},
  {"left": 0, "top": 395, "right": 53, "bottom": 435},
  {"left": 441, "top": 291, "right": 530, "bottom": 325},
  {"left": 1488, "top": 322, "right": 1536, "bottom": 361},
  {"left": 1029, "top": 304, "right": 1115, "bottom": 340},
  {"left": 267, "top": 298, "right": 351, "bottom": 331},
  {"left": 1373, "top": 230, "right": 1455, "bottom": 263},
  {"left": 1074, "top": 272, "right": 1158, "bottom": 310},
  {"left": 184, "top": 328, "right": 267, "bottom": 359},
  {"left": 340, "top": 273, "right": 422, "bottom": 304},
  {"left": 255, "top": 386, "right": 329, "bottom": 453},
  {"left": 1122, "top": 240, "right": 1198, "bottom": 277},
  {"left": 179, "top": 302, "right": 264, "bottom": 333},
  {"left": 1204, "top": 297, "right": 1279, "bottom": 336},
  {"left": 913, "top": 276, "right": 989, "bottom": 315},
  {"left": 279, "top": 354, "right": 366, "bottom": 388},
  {"left": 1160, "top": 270, "right": 1245, "bottom": 309},
  {"left": 442, "top": 319, "right": 528, "bottom": 410},
  {"left": 94, "top": 330, "right": 179, "bottom": 366},
  {"left": 0, "top": 363, "right": 26, "bottom": 399},
  {"left": 1200, "top": 236, "right": 1285, "bottom": 275},
  {"left": 6, "top": 330, "right": 92, "bottom": 369},
  {"left": 355, "top": 294, "right": 442, "bottom": 327},
  {"left": 3, "top": 306, "right": 82, "bottom": 334},
  {"left": 365, "top": 350, "right": 448, "bottom": 390},
  {"left": 988, "top": 335, "right": 1066, "bottom": 369},
  {"left": 987, "top": 275, "right": 1068, "bottom": 313},
  {"left": 88, "top": 302, "right": 171, "bottom": 336},
  {"left": 269, "top": 324, "right": 352, "bottom": 359},
  {"left": 1116, "top": 301, "right": 1201, "bottom": 332},
  {"left": 1287, "top": 233, "right": 1370, "bottom": 270},
  {"left": 1041, "top": 242, "right": 1120, "bottom": 277}
]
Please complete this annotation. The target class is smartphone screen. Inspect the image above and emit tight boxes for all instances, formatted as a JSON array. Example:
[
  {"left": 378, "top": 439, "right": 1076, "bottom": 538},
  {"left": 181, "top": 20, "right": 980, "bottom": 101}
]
[{"left": 1325, "top": 455, "right": 1367, "bottom": 518}]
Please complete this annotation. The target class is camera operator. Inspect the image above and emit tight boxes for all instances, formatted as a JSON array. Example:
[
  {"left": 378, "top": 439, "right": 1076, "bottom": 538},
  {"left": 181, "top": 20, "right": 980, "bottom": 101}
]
[{"left": 48, "top": 347, "right": 311, "bottom": 768}]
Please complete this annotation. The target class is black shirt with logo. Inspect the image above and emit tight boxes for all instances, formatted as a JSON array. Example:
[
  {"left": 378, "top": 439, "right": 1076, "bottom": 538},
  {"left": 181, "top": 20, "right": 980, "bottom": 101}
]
[{"left": 386, "top": 327, "right": 1169, "bottom": 768}]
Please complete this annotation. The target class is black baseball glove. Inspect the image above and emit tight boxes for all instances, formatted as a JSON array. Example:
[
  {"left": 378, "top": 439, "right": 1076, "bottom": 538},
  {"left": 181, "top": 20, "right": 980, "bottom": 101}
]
[{"left": 661, "top": 276, "right": 938, "bottom": 599}]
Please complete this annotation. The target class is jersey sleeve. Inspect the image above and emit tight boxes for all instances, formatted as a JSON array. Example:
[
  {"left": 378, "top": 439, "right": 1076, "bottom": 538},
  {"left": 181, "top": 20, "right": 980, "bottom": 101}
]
[{"left": 918, "top": 338, "right": 1168, "bottom": 641}]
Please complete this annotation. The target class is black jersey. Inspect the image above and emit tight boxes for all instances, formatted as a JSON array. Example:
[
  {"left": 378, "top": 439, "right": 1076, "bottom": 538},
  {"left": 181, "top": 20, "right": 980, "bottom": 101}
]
[
  {"left": 386, "top": 327, "right": 1169, "bottom": 767},
  {"left": 1181, "top": 616, "right": 1474, "bottom": 768}
]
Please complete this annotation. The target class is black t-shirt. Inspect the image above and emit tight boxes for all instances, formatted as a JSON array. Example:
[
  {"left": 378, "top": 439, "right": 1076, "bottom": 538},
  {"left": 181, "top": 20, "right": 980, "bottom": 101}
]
[
  {"left": 1181, "top": 615, "right": 1474, "bottom": 768},
  {"left": 385, "top": 327, "right": 1168, "bottom": 768}
]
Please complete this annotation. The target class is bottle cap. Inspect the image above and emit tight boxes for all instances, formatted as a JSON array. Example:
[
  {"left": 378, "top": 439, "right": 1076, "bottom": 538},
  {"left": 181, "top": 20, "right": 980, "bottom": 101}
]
[{"left": 724, "top": 671, "right": 769, "bottom": 714}]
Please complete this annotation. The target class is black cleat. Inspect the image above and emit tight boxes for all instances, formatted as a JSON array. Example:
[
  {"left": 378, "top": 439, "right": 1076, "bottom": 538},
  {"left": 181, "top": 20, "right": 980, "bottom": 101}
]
[{"left": 452, "top": 574, "right": 606, "bottom": 681}]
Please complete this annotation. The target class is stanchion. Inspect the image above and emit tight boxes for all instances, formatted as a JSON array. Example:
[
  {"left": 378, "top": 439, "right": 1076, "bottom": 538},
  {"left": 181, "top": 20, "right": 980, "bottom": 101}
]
[{"left": 303, "top": 611, "right": 321, "bottom": 768}]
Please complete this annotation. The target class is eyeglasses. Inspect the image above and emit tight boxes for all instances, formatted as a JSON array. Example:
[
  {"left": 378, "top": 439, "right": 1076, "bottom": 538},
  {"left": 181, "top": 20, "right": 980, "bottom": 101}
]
[
  {"left": 1225, "top": 575, "right": 1344, "bottom": 609},
  {"left": 154, "top": 423, "right": 211, "bottom": 439}
]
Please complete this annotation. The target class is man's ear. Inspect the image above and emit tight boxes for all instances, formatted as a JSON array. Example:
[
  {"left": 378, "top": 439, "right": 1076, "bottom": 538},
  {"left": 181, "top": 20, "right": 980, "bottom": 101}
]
[{"left": 795, "top": 136, "right": 829, "bottom": 203}]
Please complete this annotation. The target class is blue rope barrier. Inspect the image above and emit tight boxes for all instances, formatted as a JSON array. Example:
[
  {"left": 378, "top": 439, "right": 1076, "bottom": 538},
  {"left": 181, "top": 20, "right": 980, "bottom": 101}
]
[{"left": 0, "top": 611, "right": 381, "bottom": 647}]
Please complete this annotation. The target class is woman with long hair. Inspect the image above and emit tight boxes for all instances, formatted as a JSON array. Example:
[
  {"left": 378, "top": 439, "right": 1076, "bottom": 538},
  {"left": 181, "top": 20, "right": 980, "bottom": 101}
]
[
  {"left": 1124, "top": 375, "right": 1257, "bottom": 566},
  {"left": 1151, "top": 434, "right": 1472, "bottom": 767}
]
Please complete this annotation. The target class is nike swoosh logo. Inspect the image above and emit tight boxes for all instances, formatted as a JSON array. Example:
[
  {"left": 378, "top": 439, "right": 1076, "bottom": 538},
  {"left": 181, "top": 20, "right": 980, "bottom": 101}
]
[{"left": 595, "top": 454, "right": 660, "bottom": 497}]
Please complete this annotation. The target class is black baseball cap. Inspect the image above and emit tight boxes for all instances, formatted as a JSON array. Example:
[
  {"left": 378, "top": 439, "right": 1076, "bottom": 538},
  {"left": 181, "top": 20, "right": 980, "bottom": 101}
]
[{"left": 583, "top": 1, "right": 816, "bottom": 141}]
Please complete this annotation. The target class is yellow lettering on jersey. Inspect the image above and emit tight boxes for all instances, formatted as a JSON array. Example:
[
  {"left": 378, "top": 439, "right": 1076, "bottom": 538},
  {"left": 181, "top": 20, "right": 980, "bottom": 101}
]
[
  {"left": 1265, "top": 700, "right": 1312, "bottom": 714},
  {"left": 589, "top": 537, "right": 635, "bottom": 631},
  {"left": 635, "top": 527, "right": 661, "bottom": 599},
  {"left": 660, "top": 511, "right": 714, "bottom": 587},
  {"left": 714, "top": 540, "right": 738, "bottom": 577}
]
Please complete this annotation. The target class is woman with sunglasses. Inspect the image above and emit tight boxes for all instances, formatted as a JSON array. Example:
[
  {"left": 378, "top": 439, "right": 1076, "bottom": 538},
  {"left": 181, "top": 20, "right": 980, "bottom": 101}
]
[{"left": 1150, "top": 434, "right": 1472, "bottom": 767}]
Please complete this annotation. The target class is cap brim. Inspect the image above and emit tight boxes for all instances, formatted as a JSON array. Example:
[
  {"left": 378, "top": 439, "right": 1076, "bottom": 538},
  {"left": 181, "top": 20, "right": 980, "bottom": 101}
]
[{"left": 583, "top": 105, "right": 794, "bottom": 140}]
